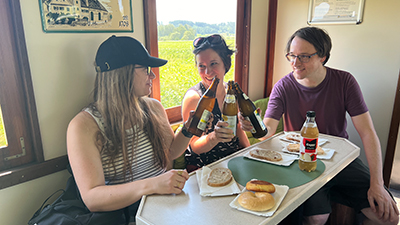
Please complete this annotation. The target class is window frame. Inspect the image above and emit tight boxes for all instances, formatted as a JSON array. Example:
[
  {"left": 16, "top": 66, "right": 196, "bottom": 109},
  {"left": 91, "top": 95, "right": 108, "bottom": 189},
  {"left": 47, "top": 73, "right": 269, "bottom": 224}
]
[
  {"left": 0, "top": 0, "right": 67, "bottom": 190},
  {"left": 142, "top": 0, "right": 252, "bottom": 124}
]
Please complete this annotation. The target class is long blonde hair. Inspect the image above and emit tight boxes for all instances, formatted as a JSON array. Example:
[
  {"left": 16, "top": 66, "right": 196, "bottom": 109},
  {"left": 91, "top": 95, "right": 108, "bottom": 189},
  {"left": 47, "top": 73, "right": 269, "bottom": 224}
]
[{"left": 89, "top": 64, "right": 170, "bottom": 181}]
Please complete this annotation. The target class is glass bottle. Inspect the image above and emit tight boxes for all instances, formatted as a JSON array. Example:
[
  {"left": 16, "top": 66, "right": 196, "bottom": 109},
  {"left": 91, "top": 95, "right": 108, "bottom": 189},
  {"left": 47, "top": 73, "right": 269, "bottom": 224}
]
[
  {"left": 234, "top": 82, "right": 267, "bottom": 138},
  {"left": 187, "top": 78, "right": 220, "bottom": 137},
  {"left": 222, "top": 80, "right": 238, "bottom": 136},
  {"left": 299, "top": 111, "right": 319, "bottom": 172}
]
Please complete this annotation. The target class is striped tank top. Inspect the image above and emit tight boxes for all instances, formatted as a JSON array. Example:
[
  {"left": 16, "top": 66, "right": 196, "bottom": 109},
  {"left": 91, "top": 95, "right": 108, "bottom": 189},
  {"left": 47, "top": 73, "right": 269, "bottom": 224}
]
[{"left": 85, "top": 108, "right": 165, "bottom": 185}]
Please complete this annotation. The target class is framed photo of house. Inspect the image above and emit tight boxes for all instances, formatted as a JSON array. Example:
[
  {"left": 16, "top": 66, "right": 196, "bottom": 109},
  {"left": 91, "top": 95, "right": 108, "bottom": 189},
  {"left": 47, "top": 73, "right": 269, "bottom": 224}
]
[
  {"left": 308, "top": 0, "right": 365, "bottom": 25},
  {"left": 39, "top": 0, "right": 133, "bottom": 33}
]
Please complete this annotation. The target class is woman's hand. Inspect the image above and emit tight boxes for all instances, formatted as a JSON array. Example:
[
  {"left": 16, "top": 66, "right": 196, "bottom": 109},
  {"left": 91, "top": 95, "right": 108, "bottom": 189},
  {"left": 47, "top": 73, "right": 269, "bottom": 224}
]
[
  {"left": 208, "top": 121, "right": 234, "bottom": 144},
  {"left": 153, "top": 170, "right": 189, "bottom": 195}
]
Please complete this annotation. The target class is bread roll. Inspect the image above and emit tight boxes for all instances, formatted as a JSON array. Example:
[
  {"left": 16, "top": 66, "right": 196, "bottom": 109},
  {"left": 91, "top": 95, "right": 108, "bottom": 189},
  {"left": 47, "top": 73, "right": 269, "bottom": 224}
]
[
  {"left": 249, "top": 149, "right": 282, "bottom": 161},
  {"left": 238, "top": 191, "right": 275, "bottom": 211},
  {"left": 246, "top": 180, "right": 275, "bottom": 193},
  {"left": 207, "top": 168, "right": 232, "bottom": 187}
]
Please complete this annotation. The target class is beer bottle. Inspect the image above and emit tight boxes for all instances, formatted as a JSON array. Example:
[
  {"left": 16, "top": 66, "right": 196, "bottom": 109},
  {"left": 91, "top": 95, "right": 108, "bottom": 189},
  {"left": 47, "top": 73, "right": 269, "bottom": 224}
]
[
  {"left": 222, "top": 81, "right": 238, "bottom": 136},
  {"left": 234, "top": 82, "right": 267, "bottom": 138},
  {"left": 187, "top": 78, "right": 220, "bottom": 137},
  {"left": 299, "top": 111, "right": 319, "bottom": 172}
]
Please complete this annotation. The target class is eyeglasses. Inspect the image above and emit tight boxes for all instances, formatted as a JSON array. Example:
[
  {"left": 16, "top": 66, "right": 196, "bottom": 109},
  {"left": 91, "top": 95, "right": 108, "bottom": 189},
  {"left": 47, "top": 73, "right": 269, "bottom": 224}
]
[
  {"left": 193, "top": 34, "right": 223, "bottom": 48},
  {"left": 134, "top": 66, "right": 151, "bottom": 75},
  {"left": 285, "top": 52, "right": 318, "bottom": 63}
]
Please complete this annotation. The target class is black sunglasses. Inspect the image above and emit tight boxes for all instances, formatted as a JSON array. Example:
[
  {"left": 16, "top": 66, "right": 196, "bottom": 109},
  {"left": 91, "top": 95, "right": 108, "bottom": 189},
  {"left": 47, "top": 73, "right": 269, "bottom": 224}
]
[{"left": 193, "top": 35, "right": 223, "bottom": 48}]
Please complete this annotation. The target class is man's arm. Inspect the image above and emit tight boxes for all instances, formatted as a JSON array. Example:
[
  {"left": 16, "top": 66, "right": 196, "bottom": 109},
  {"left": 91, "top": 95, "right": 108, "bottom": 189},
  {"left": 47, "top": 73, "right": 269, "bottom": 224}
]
[{"left": 351, "top": 112, "right": 399, "bottom": 221}]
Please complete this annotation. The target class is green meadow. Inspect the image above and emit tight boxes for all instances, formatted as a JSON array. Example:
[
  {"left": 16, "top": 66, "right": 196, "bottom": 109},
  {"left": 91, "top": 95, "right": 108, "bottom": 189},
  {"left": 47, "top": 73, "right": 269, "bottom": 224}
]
[{"left": 158, "top": 40, "right": 235, "bottom": 108}]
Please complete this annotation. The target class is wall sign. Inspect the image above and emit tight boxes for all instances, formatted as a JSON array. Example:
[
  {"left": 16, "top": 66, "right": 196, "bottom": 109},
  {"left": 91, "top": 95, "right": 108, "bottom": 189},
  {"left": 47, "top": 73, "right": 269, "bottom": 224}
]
[
  {"left": 308, "top": 0, "right": 365, "bottom": 25},
  {"left": 39, "top": 0, "right": 133, "bottom": 33}
]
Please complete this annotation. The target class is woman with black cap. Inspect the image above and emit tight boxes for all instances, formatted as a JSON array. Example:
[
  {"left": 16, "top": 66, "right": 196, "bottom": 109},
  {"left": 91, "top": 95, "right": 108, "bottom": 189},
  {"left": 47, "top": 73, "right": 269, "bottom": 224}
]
[{"left": 67, "top": 35, "right": 194, "bottom": 222}]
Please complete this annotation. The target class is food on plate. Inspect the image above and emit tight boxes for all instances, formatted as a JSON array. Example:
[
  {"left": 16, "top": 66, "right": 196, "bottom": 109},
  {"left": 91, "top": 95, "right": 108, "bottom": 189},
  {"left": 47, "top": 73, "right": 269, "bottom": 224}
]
[
  {"left": 207, "top": 168, "right": 233, "bottom": 187},
  {"left": 250, "top": 149, "right": 282, "bottom": 161},
  {"left": 286, "top": 133, "right": 301, "bottom": 142},
  {"left": 317, "top": 146, "right": 325, "bottom": 155},
  {"left": 287, "top": 143, "right": 300, "bottom": 152},
  {"left": 246, "top": 180, "right": 275, "bottom": 193},
  {"left": 238, "top": 191, "right": 275, "bottom": 211}
]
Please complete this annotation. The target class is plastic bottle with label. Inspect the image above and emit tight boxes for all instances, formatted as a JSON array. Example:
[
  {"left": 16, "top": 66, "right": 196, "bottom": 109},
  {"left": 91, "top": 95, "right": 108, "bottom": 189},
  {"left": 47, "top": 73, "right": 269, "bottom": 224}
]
[{"left": 299, "top": 111, "right": 319, "bottom": 172}]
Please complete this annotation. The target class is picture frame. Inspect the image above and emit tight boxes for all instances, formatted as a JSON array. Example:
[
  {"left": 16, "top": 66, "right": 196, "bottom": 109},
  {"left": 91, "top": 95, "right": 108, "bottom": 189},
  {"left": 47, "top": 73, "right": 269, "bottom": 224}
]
[
  {"left": 38, "top": 0, "right": 133, "bottom": 33},
  {"left": 308, "top": 0, "right": 365, "bottom": 25}
]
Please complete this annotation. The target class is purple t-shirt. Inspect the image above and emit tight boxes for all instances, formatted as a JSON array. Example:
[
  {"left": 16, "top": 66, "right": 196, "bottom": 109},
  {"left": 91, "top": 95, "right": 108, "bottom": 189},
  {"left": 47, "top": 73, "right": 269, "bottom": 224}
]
[{"left": 265, "top": 67, "right": 368, "bottom": 139}]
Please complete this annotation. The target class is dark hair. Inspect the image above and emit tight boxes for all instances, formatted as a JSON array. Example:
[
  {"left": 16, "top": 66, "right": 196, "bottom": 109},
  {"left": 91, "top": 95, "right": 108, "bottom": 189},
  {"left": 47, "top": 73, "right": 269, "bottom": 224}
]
[
  {"left": 193, "top": 35, "right": 235, "bottom": 73},
  {"left": 285, "top": 27, "right": 332, "bottom": 65}
]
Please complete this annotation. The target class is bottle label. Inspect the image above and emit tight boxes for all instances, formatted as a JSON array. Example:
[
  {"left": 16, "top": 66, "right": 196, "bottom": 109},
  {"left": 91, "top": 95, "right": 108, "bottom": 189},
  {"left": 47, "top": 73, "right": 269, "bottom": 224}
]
[
  {"left": 242, "top": 93, "right": 249, "bottom": 100},
  {"left": 245, "top": 117, "right": 256, "bottom": 133},
  {"left": 222, "top": 115, "right": 237, "bottom": 135},
  {"left": 197, "top": 109, "right": 212, "bottom": 131},
  {"left": 245, "top": 110, "right": 266, "bottom": 134},
  {"left": 225, "top": 94, "right": 236, "bottom": 103},
  {"left": 299, "top": 137, "right": 318, "bottom": 162},
  {"left": 254, "top": 110, "right": 266, "bottom": 130}
]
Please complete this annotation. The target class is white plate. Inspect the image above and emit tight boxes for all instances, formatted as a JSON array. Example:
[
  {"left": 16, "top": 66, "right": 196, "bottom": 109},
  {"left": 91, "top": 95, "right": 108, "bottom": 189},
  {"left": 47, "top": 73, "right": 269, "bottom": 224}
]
[
  {"left": 279, "top": 131, "right": 328, "bottom": 146},
  {"left": 196, "top": 166, "right": 241, "bottom": 197},
  {"left": 244, "top": 147, "right": 298, "bottom": 166},
  {"left": 280, "top": 141, "right": 335, "bottom": 160},
  {"left": 229, "top": 182, "right": 289, "bottom": 217}
]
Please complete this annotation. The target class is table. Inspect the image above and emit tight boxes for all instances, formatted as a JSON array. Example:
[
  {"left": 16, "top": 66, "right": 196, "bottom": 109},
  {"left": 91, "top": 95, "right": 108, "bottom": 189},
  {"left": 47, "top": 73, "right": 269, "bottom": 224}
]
[{"left": 136, "top": 133, "right": 360, "bottom": 225}]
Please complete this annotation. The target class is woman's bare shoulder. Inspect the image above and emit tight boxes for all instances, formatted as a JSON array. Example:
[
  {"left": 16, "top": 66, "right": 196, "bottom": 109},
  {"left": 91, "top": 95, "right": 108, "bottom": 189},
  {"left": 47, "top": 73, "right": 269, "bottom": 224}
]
[{"left": 68, "top": 111, "right": 100, "bottom": 135}]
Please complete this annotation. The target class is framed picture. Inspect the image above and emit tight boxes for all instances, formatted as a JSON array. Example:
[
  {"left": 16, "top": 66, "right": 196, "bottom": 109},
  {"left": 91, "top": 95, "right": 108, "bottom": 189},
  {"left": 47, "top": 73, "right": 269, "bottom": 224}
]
[
  {"left": 39, "top": 0, "right": 133, "bottom": 33},
  {"left": 308, "top": 0, "right": 365, "bottom": 25}
]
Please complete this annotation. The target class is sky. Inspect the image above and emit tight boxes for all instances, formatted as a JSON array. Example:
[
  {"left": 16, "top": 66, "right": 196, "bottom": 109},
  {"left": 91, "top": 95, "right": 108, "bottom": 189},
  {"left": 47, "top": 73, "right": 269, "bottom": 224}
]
[{"left": 156, "top": 0, "right": 237, "bottom": 25}]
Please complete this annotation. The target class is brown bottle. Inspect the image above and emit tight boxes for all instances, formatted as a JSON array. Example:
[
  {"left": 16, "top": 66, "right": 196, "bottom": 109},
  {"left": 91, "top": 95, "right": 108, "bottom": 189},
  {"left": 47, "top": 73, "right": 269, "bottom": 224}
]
[
  {"left": 222, "top": 81, "right": 238, "bottom": 136},
  {"left": 234, "top": 82, "right": 267, "bottom": 138},
  {"left": 299, "top": 111, "right": 319, "bottom": 172},
  {"left": 188, "top": 78, "right": 220, "bottom": 137}
]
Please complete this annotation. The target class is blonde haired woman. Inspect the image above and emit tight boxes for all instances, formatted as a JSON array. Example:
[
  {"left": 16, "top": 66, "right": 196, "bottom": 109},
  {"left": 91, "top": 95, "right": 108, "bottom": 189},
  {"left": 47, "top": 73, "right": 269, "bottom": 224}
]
[{"left": 67, "top": 36, "right": 193, "bottom": 223}]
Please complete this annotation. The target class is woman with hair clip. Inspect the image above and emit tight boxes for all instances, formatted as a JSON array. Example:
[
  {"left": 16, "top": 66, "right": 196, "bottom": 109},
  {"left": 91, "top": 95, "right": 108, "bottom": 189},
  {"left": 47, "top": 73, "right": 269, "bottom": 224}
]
[
  {"left": 182, "top": 34, "right": 250, "bottom": 173},
  {"left": 67, "top": 35, "right": 194, "bottom": 223}
]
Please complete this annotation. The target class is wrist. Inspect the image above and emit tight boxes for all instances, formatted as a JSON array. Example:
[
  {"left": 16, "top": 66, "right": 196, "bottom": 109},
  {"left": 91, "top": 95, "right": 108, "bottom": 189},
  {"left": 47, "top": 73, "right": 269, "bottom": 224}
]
[{"left": 181, "top": 124, "right": 193, "bottom": 138}]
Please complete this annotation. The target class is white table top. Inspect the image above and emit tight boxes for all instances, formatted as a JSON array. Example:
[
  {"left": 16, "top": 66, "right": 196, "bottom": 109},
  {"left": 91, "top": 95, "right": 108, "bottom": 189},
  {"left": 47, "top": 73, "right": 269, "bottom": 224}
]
[{"left": 136, "top": 132, "right": 360, "bottom": 225}]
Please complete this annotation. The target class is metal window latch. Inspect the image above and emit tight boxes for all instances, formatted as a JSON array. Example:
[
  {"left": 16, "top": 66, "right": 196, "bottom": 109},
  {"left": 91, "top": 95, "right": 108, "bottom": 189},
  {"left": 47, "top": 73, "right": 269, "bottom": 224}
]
[{"left": 3, "top": 137, "right": 26, "bottom": 161}]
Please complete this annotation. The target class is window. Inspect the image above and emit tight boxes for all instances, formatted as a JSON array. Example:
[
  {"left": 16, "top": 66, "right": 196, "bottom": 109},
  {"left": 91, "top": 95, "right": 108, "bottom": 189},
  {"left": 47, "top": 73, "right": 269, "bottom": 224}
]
[
  {"left": 0, "top": 0, "right": 67, "bottom": 190},
  {"left": 156, "top": 0, "right": 237, "bottom": 109},
  {"left": 143, "top": 0, "right": 251, "bottom": 123},
  {"left": 0, "top": 0, "right": 39, "bottom": 172}
]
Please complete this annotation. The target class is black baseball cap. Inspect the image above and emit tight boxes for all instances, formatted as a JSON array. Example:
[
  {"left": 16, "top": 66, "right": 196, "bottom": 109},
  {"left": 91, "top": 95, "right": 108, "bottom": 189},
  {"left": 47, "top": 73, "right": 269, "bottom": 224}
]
[{"left": 95, "top": 35, "right": 167, "bottom": 72}]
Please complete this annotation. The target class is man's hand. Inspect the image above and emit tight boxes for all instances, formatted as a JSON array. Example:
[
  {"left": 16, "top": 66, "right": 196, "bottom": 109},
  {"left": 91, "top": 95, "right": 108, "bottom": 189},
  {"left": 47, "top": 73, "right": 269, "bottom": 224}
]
[
  {"left": 238, "top": 108, "right": 261, "bottom": 132},
  {"left": 367, "top": 184, "right": 399, "bottom": 223}
]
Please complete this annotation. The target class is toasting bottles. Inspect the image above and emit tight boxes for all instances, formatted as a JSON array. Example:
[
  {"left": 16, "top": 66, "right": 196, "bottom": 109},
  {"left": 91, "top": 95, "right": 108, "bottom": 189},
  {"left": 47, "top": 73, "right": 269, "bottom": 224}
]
[
  {"left": 234, "top": 82, "right": 267, "bottom": 138},
  {"left": 187, "top": 78, "right": 220, "bottom": 137},
  {"left": 222, "top": 81, "right": 238, "bottom": 136}
]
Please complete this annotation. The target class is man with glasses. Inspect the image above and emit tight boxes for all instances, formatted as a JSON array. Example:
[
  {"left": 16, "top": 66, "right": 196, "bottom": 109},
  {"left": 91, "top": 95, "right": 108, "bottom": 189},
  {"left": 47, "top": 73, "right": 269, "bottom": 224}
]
[{"left": 241, "top": 27, "right": 399, "bottom": 224}]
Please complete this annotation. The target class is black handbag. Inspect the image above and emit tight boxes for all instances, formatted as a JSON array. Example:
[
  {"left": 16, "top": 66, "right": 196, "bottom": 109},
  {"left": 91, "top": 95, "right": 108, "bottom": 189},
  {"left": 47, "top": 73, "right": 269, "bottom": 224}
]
[{"left": 28, "top": 174, "right": 129, "bottom": 225}]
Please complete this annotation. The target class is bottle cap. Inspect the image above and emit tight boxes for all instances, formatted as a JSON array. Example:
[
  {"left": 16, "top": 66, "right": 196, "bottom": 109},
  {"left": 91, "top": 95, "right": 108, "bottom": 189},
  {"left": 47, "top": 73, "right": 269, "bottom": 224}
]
[{"left": 307, "top": 111, "right": 315, "bottom": 117}]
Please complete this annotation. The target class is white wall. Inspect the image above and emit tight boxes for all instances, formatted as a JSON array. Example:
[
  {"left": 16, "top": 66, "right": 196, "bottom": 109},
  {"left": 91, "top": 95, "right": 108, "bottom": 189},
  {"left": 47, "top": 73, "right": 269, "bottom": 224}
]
[
  {"left": 273, "top": 0, "right": 400, "bottom": 164},
  {"left": 0, "top": 1, "right": 145, "bottom": 224}
]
